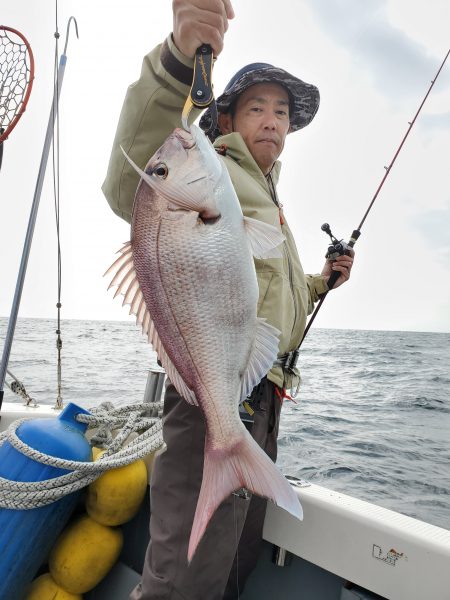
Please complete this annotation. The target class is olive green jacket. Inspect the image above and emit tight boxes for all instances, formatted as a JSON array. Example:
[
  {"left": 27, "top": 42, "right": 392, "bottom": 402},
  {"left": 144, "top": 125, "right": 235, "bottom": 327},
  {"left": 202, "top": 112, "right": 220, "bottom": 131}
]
[{"left": 102, "top": 35, "right": 328, "bottom": 389}]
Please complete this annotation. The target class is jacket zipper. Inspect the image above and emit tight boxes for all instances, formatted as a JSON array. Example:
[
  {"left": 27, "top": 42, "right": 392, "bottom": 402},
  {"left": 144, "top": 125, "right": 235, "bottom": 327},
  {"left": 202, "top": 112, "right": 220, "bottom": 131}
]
[{"left": 266, "top": 174, "right": 298, "bottom": 344}]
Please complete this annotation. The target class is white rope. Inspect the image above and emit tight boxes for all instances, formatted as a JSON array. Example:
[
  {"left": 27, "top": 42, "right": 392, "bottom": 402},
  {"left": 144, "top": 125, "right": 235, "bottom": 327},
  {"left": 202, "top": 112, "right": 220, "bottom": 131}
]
[{"left": 0, "top": 401, "right": 164, "bottom": 510}]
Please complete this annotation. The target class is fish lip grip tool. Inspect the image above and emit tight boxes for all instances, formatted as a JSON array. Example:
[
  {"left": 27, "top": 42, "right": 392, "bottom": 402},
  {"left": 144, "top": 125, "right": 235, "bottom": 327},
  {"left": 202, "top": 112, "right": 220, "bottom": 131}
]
[{"left": 182, "top": 44, "right": 217, "bottom": 133}]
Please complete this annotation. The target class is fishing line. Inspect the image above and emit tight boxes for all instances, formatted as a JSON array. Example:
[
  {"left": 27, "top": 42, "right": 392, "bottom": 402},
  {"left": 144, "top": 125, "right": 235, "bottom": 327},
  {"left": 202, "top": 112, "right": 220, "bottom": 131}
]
[
  {"left": 233, "top": 494, "right": 241, "bottom": 600},
  {"left": 52, "top": 0, "right": 64, "bottom": 408}
]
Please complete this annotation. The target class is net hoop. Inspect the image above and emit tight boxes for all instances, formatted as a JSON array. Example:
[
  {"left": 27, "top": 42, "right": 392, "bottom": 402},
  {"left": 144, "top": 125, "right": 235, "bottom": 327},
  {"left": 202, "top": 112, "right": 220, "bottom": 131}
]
[{"left": 0, "top": 25, "right": 35, "bottom": 144}]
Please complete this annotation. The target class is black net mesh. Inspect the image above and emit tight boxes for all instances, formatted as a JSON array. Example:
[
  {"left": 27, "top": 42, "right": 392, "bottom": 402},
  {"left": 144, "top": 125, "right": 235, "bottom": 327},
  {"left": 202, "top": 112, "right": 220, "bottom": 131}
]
[{"left": 0, "top": 27, "right": 33, "bottom": 134}]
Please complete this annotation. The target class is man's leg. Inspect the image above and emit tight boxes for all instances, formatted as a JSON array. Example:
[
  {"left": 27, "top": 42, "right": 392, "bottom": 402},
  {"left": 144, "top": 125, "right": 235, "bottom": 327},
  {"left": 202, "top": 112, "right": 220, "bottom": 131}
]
[
  {"left": 130, "top": 384, "right": 255, "bottom": 600},
  {"left": 129, "top": 384, "right": 205, "bottom": 599},
  {"left": 223, "top": 379, "right": 282, "bottom": 600}
]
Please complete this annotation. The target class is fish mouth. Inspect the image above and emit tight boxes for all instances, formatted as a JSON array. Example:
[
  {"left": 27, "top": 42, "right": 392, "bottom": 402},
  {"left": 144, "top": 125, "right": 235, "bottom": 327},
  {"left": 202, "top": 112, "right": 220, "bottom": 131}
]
[{"left": 174, "top": 128, "right": 196, "bottom": 149}]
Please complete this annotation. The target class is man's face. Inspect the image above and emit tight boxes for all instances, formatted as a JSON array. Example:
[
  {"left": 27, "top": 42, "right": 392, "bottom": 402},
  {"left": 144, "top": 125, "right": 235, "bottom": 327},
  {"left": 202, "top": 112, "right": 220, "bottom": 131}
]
[{"left": 218, "top": 82, "right": 291, "bottom": 175}]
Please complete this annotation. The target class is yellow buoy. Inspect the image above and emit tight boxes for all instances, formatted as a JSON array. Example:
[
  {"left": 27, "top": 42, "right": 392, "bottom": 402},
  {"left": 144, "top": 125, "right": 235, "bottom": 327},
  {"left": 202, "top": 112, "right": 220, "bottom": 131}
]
[
  {"left": 26, "top": 573, "right": 82, "bottom": 599},
  {"left": 49, "top": 514, "right": 123, "bottom": 594},
  {"left": 86, "top": 448, "right": 148, "bottom": 526}
]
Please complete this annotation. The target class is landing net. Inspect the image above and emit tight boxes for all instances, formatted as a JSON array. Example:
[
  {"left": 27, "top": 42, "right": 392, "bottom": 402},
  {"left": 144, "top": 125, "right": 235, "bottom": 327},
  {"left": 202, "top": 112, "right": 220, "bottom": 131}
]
[{"left": 0, "top": 26, "right": 34, "bottom": 143}]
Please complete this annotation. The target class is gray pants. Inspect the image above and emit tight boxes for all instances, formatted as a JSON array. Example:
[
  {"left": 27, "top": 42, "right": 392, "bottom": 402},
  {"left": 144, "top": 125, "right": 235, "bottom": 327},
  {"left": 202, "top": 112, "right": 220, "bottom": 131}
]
[{"left": 130, "top": 378, "right": 281, "bottom": 600}]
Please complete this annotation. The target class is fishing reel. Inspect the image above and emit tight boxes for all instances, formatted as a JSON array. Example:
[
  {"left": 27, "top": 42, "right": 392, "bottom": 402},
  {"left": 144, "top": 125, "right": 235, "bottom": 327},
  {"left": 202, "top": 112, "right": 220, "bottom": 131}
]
[{"left": 321, "top": 223, "right": 351, "bottom": 260}]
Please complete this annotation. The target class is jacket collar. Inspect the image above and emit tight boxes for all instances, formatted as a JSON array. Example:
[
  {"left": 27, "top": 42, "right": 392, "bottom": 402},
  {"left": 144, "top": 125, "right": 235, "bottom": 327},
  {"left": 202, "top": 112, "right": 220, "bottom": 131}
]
[{"left": 213, "top": 132, "right": 282, "bottom": 187}]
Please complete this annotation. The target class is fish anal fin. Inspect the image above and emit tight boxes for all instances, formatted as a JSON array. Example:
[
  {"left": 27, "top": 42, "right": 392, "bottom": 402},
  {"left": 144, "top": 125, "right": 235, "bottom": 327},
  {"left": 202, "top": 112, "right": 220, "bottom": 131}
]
[
  {"left": 144, "top": 314, "right": 198, "bottom": 406},
  {"left": 156, "top": 343, "right": 199, "bottom": 407},
  {"left": 243, "top": 216, "right": 285, "bottom": 259}
]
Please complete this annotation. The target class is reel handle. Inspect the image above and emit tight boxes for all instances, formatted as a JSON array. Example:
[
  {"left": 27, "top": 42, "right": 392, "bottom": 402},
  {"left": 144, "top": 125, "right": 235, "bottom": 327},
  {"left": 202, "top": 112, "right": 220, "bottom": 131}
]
[{"left": 325, "top": 229, "right": 360, "bottom": 291}]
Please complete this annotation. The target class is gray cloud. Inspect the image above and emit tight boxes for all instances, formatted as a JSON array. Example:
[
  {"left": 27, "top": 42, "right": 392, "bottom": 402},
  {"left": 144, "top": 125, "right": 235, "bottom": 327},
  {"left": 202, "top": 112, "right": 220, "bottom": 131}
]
[{"left": 306, "top": 0, "right": 450, "bottom": 100}]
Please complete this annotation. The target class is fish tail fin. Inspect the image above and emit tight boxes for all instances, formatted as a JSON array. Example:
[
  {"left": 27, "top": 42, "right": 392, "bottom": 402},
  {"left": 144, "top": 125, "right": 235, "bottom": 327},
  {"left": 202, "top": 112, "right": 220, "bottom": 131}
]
[{"left": 188, "top": 432, "right": 303, "bottom": 562}]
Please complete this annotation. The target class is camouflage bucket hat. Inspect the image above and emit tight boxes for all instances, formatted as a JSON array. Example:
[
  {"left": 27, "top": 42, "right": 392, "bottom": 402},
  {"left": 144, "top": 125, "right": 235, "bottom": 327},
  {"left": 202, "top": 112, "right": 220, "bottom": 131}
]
[{"left": 199, "top": 62, "right": 320, "bottom": 141}]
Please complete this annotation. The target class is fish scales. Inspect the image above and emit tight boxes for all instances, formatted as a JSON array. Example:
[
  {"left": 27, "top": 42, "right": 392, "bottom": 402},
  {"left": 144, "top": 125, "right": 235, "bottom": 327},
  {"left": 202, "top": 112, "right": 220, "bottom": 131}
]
[
  {"left": 157, "top": 221, "right": 256, "bottom": 406},
  {"left": 132, "top": 191, "right": 193, "bottom": 381},
  {"left": 134, "top": 207, "right": 254, "bottom": 436}
]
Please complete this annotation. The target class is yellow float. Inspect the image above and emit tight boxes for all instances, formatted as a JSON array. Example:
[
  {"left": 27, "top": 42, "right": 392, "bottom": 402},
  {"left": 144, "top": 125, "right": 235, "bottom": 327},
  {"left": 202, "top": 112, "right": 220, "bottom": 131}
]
[
  {"left": 86, "top": 447, "right": 148, "bottom": 526},
  {"left": 26, "top": 572, "right": 82, "bottom": 599},
  {"left": 49, "top": 514, "right": 123, "bottom": 594},
  {"left": 28, "top": 447, "right": 151, "bottom": 595}
]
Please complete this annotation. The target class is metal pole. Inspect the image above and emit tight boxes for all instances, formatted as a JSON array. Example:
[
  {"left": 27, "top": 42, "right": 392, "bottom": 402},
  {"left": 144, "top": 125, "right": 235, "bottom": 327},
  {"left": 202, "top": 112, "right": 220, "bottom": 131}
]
[
  {"left": 0, "top": 18, "right": 78, "bottom": 410},
  {"left": 143, "top": 366, "right": 166, "bottom": 405}
]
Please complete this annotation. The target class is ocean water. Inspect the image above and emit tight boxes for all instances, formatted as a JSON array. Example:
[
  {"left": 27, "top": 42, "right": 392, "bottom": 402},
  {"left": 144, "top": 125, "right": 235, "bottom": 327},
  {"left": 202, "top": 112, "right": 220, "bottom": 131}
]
[{"left": 1, "top": 317, "right": 449, "bottom": 530}]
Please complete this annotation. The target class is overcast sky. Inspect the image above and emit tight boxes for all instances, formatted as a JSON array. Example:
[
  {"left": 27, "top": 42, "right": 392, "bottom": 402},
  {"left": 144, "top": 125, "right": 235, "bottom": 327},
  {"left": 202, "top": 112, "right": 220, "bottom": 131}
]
[{"left": 1, "top": 0, "right": 449, "bottom": 333}]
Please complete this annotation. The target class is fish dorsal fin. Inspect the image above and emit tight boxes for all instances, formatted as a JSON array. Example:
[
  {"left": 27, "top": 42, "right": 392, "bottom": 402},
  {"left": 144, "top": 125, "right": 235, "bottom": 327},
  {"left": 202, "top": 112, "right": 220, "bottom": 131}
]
[
  {"left": 243, "top": 216, "right": 285, "bottom": 259},
  {"left": 241, "top": 317, "right": 280, "bottom": 400},
  {"left": 105, "top": 243, "right": 199, "bottom": 407}
]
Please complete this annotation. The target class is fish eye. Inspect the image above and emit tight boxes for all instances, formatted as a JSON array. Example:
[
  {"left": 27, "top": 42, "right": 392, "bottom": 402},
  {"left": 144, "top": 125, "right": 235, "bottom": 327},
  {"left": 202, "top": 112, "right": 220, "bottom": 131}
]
[{"left": 153, "top": 164, "right": 168, "bottom": 178}]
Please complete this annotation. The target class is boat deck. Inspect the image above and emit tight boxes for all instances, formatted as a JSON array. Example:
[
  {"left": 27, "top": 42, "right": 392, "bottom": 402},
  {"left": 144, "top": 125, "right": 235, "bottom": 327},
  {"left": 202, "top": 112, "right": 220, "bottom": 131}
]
[{"left": 85, "top": 481, "right": 450, "bottom": 600}]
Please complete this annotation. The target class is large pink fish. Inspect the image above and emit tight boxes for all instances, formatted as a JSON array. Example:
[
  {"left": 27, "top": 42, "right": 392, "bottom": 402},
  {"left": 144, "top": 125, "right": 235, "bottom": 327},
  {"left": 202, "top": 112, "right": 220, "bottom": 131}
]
[{"left": 106, "top": 124, "right": 303, "bottom": 561}]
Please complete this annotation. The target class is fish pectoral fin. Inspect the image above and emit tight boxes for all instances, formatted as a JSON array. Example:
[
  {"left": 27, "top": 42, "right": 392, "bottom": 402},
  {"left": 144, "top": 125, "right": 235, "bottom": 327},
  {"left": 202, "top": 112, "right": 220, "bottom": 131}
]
[
  {"left": 105, "top": 243, "right": 199, "bottom": 407},
  {"left": 241, "top": 318, "right": 280, "bottom": 401},
  {"left": 243, "top": 216, "right": 285, "bottom": 259},
  {"left": 138, "top": 300, "right": 199, "bottom": 407},
  {"left": 188, "top": 432, "right": 303, "bottom": 562}
]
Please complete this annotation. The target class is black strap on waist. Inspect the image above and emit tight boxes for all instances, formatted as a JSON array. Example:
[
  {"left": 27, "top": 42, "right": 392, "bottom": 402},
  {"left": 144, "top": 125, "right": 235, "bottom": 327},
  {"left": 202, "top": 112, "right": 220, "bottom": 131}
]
[{"left": 239, "top": 376, "right": 269, "bottom": 425}]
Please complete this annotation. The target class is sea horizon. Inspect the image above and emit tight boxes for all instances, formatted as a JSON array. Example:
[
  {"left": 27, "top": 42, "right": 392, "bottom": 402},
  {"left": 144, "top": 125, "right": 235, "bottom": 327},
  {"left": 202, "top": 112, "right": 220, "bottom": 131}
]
[
  {"left": 1, "top": 314, "right": 449, "bottom": 335},
  {"left": 1, "top": 317, "right": 449, "bottom": 531}
]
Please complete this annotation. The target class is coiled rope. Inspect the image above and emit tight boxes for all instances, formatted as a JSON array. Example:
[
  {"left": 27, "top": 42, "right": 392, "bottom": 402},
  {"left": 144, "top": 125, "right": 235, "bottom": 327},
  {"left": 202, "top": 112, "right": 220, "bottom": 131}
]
[{"left": 0, "top": 401, "right": 164, "bottom": 510}]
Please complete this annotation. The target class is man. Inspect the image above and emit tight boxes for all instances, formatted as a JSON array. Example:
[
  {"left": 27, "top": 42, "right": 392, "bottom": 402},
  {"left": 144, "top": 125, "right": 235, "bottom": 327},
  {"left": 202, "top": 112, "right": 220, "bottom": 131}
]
[{"left": 102, "top": 2, "right": 353, "bottom": 598}]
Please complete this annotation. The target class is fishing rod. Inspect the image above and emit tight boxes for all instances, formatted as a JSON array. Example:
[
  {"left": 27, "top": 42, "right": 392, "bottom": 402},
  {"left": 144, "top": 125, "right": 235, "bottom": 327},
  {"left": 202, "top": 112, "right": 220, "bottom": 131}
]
[{"left": 297, "top": 48, "right": 450, "bottom": 350}]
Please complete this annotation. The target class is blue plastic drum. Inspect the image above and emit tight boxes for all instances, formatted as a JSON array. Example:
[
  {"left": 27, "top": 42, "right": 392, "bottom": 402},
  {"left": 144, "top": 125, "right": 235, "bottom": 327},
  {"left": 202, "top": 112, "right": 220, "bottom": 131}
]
[{"left": 0, "top": 402, "right": 92, "bottom": 599}]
